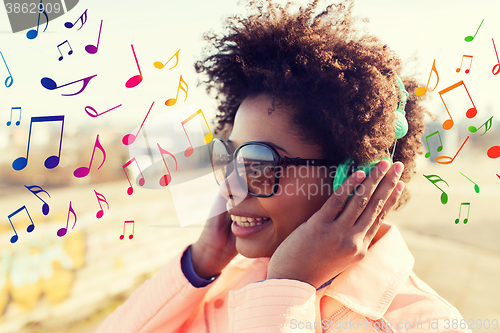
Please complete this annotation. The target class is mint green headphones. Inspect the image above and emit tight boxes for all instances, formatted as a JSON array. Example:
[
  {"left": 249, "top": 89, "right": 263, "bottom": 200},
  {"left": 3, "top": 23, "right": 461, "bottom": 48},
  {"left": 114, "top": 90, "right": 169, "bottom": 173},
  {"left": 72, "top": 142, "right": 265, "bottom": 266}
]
[{"left": 332, "top": 74, "right": 409, "bottom": 195}]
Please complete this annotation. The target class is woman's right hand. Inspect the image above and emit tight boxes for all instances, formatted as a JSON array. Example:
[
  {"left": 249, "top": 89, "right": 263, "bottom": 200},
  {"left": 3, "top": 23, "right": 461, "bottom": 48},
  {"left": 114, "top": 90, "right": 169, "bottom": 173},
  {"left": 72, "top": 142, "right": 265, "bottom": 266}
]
[{"left": 190, "top": 193, "right": 238, "bottom": 279}]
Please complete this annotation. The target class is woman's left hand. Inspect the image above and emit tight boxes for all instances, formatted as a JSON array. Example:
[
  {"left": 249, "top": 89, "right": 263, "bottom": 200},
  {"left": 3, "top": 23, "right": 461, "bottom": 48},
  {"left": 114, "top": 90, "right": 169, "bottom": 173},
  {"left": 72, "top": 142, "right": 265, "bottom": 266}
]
[{"left": 266, "top": 160, "right": 405, "bottom": 289}]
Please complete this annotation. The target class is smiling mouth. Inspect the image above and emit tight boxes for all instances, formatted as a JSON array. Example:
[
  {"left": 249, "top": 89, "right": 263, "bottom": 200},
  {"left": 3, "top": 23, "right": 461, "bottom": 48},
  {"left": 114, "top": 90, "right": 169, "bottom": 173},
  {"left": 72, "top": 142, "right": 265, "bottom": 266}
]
[{"left": 231, "top": 214, "right": 271, "bottom": 227}]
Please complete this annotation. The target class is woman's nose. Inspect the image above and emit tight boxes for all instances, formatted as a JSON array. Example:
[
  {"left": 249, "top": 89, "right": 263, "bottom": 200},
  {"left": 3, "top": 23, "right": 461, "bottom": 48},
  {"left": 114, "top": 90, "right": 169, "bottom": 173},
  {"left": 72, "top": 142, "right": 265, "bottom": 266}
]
[{"left": 219, "top": 161, "right": 250, "bottom": 204}]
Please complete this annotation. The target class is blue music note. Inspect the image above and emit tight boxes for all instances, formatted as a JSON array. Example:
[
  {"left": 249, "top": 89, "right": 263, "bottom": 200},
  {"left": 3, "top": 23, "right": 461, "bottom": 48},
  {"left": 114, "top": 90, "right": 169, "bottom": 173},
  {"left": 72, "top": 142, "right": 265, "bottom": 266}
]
[
  {"left": 8, "top": 206, "right": 35, "bottom": 243},
  {"left": 26, "top": 0, "right": 49, "bottom": 40},
  {"left": 24, "top": 185, "right": 50, "bottom": 215},
  {"left": 12, "top": 116, "right": 65, "bottom": 171},
  {"left": 41, "top": 74, "right": 97, "bottom": 96}
]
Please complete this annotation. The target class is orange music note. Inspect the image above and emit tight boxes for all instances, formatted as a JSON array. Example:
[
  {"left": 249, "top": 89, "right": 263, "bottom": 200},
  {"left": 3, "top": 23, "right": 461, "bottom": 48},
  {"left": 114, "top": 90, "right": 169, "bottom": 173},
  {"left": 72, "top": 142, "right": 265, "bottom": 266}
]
[
  {"left": 415, "top": 59, "right": 439, "bottom": 97},
  {"left": 424, "top": 130, "right": 443, "bottom": 158},
  {"left": 456, "top": 55, "right": 473, "bottom": 74},
  {"left": 123, "top": 157, "right": 145, "bottom": 195},
  {"left": 468, "top": 116, "right": 493, "bottom": 136},
  {"left": 438, "top": 81, "right": 477, "bottom": 130},
  {"left": 181, "top": 109, "right": 214, "bottom": 157},
  {"left": 57, "top": 202, "right": 77, "bottom": 237},
  {"left": 125, "top": 44, "right": 143, "bottom": 88},
  {"left": 8, "top": 205, "right": 35, "bottom": 243},
  {"left": 120, "top": 220, "right": 135, "bottom": 240},
  {"left": 435, "top": 136, "right": 469, "bottom": 165},
  {"left": 423, "top": 174, "right": 449, "bottom": 205},
  {"left": 74, "top": 134, "right": 106, "bottom": 178},
  {"left": 122, "top": 101, "right": 154, "bottom": 145},
  {"left": 165, "top": 75, "right": 188, "bottom": 106},
  {"left": 24, "top": 185, "right": 50, "bottom": 215},
  {"left": 157, "top": 143, "right": 178, "bottom": 187},
  {"left": 455, "top": 202, "right": 471, "bottom": 224},
  {"left": 94, "top": 190, "right": 109, "bottom": 219},
  {"left": 154, "top": 48, "right": 180, "bottom": 70}
]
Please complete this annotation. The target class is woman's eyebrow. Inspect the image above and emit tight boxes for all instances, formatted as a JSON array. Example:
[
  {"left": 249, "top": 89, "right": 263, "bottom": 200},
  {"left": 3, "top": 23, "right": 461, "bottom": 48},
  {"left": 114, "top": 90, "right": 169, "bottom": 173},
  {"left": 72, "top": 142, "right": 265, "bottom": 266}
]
[{"left": 227, "top": 139, "right": 289, "bottom": 155}]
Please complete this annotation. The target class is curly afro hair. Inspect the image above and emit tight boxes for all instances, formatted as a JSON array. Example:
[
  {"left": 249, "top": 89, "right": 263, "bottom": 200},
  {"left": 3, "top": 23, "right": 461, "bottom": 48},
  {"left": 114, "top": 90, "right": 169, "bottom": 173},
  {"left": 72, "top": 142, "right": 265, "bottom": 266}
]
[{"left": 195, "top": 0, "right": 427, "bottom": 210}]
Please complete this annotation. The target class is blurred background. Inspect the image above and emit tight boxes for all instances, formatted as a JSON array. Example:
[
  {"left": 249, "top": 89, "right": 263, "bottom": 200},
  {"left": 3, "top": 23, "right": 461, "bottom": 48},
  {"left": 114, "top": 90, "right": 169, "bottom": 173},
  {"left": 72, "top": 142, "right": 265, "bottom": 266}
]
[{"left": 0, "top": 0, "right": 499, "bottom": 332}]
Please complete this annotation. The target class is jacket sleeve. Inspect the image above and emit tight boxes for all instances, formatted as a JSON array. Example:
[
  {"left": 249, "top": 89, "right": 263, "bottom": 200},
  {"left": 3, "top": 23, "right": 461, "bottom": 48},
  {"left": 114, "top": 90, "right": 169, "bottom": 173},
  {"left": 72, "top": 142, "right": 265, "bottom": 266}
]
[
  {"left": 228, "top": 279, "right": 318, "bottom": 333},
  {"left": 95, "top": 245, "right": 217, "bottom": 333}
]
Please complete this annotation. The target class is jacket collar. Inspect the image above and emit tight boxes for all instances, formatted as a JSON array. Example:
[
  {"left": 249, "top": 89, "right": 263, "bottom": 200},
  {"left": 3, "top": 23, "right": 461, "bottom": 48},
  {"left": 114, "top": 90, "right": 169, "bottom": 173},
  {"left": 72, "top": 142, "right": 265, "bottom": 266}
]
[{"left": 322, "top": 223, "right": 414, "bottom": 320}]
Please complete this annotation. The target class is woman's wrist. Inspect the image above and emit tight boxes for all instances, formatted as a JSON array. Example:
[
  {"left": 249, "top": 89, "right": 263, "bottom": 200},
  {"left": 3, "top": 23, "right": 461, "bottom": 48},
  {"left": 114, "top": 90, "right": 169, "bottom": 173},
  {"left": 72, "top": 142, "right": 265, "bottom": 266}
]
[{"left": 190, "top": 242, "right": 227, "bottom": 279}]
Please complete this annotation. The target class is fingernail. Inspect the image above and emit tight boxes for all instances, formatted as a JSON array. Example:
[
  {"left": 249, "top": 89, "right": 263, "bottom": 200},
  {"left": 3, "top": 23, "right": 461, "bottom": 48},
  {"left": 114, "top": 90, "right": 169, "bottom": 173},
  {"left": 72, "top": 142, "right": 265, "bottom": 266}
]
[
  {"left": 395, "top": 163, "right": 404, "bottom": 176},
  {"left": 396, "top": 181, "right": 405, "bottom": 192},
  {"left": 379, "top": 161, "right": 390, "bottom": 173},
  {"left": 354, "top": 171, "right": 366, "bottom": 182}
]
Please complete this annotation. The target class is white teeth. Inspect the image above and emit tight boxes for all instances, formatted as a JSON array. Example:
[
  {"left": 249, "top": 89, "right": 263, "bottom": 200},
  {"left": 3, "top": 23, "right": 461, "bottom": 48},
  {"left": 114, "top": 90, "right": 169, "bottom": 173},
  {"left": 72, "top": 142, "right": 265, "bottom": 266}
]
[{"left": 231, "top": 214, "right": 270, "bottom": 227}]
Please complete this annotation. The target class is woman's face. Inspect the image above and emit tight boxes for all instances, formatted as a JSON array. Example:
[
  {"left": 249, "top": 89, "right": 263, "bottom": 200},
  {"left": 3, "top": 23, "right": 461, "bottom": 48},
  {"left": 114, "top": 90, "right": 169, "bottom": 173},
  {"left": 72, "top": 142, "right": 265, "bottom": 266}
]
[{"left": 220, "top": 94, "right": 333, "bottom": 258}]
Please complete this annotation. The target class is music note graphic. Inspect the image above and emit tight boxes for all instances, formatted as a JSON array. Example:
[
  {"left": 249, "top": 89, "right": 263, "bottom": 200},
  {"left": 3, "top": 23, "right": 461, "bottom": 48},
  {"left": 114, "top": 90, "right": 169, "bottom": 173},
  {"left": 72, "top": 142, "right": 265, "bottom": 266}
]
[
  {"left": 423, "top": 174, "right": 449, "bottom": 205},
  {"left": 26, "top": 0, "right": 49, "bottom": 40},
  {"left": 487, "top": 146, "right": 500, "bottom": 159},
  {"left": 157, "top": 143, "right": 178, "bottom": 186},
  {"left": 435, "top": 136, "right": 469, "bottom": 165},
  {"left": 123, "top": 157, "right": 145, "bottom": 195},
  {"left": 181, "top": 109, "right": 214, "bottom": 157},
  {"left": 154, "top": 49, "right": 181, "bottom": 70},
  {"left": 438, "top": 81, "right": 477, "bottom": 130},
  {"left": 41, "top": 74, "right": 97, "bottom": 96},
  {"left": 57, "top": 202, "right": 77, "bottom": 237},
  {"left": 424, "top": 130, "right": 443, "bottom": 158},
  {"left": 464, "top": 19, "right": 484, "bottom": 42},
  {"left": 165, "top": 75, "right": 188, "bottom": 106},
  {"left": 492, "top": 39, "right": 500, "bottom": 75},
  {"left": 85, "top": 104, "right": 122, "bottom": 118},
  {"left": 65, "top": 9, "right": 88, "bottom": 30},
  {"left": 468, "top": 116, "right": 493, "bottom": 136},
  {"left": 460, "top": 172, "right": 480, "bottom": 193},
  {"left": 1, "top": 51, "right": 13, "bottom": 88},
  {"left": 120, "top": 220, "right": 135, "bottom": 240},
  {"left": 125, "top": 44, "right": 143, "bottom": 88},
  {"left": 8, "top": 206, "right": 35, "bottom": 243},
  {"left": 24, "top": 185, "right": 50, "bottom": 215},
  {"left": 94, "top": 190, "right": 109, "bottom": 219},
  {"left": 56, "top": 40, "right": 73, "bottom": 61},
  {"left": 455, "top": 203, "right": 471, "bottom": 224},
  {"left": 456, "top": 55, "right": 473, "bottom": 74},
  {"left": 415, "top": 59, "right": 439, "bottom": 97},
  {"left": 74, "top": 134, "right": 106, "bottom": 178},
  {"left": 85, "top": 20, "right": 103, "bottom": 55},
  {"left": 6, "top": 107, "right": 21, "bottom": 126},
  {"left": 122, "top": 102, "right": 154, "bottom": 145},
  {"left": 12, "top": 115, "right": 65, "bottom": 171}
]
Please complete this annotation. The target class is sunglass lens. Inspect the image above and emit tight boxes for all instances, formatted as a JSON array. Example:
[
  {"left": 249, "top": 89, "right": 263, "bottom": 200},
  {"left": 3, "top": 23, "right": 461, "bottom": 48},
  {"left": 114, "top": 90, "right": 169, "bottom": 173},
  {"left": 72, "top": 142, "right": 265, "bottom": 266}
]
[
  {"left": 236, "top": 145, "right": 277, "bottom": 196},
  {"left": 211, "top": 140, "right": 230, "bottom": 185}
]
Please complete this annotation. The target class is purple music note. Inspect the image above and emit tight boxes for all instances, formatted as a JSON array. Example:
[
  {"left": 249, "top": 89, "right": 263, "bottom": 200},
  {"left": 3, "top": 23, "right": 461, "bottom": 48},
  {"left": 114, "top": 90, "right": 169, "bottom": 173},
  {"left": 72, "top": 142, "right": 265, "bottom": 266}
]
[
  {"left": 74, "top": 134, "right": 106, "bottom": 178},
  {"left": 85, "top": 20, "right": 103, "bottom": 54},
  {"left": 64, "top": 9, "right": 88, "bottom": 30},
  {"left": 12, "top": 115, "right": 65, "bottom": 171},
  {"left": 41, "top": 74, "right": 97, "bottom": 96},
  {"left": 57, "top": 202, "right": 77, "bottom": 237}
]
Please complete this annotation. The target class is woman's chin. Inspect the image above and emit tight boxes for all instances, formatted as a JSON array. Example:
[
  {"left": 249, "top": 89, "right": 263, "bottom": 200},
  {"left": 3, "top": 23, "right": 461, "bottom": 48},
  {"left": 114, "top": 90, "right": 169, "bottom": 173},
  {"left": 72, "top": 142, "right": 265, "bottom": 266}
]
[{"left": 235, "top": 240, "right": 273, "bottom": 258}]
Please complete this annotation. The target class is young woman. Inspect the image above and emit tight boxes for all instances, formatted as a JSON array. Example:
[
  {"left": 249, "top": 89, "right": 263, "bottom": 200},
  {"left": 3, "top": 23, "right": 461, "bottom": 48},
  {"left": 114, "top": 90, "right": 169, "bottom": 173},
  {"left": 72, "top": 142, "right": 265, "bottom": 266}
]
[{"left": 97, "top": 1, "right": 469, "bottom": 332}]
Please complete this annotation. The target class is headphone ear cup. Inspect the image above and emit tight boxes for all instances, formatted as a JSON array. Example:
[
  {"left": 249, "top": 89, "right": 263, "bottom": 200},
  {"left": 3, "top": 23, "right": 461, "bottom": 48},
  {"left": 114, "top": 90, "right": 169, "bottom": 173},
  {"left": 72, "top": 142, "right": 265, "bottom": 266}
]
[
  {"left": 394, "top": 110, "right": 409, "bottom": 140},
  {"left": 332, "top": 160, "right": 352, "bottom": 192}
]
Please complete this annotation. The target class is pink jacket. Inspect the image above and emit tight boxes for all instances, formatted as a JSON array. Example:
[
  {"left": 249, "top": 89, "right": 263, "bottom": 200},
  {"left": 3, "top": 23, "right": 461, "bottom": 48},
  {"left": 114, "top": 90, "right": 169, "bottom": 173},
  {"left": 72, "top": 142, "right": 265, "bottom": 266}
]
[{"left": 96, "top": 223, "right": 471, "bottom": 333}]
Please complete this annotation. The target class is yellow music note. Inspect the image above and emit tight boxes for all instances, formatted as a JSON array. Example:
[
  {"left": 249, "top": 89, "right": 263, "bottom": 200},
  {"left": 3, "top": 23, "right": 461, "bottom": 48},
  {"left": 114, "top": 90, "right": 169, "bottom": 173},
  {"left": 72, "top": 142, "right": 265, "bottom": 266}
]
[
  {"left": 166, "top": 75, "right": 188, "bottom": 106},
  {"left": 415, "top": 59, "right": 439, "bottom": 97}
]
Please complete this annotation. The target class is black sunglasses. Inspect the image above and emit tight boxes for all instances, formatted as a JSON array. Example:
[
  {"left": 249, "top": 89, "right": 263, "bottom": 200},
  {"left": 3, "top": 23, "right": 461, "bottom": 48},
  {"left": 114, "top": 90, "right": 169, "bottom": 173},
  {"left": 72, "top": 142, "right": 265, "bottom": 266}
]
[{"left": 210, "top": 138, "right": 336, "bottom": 197}]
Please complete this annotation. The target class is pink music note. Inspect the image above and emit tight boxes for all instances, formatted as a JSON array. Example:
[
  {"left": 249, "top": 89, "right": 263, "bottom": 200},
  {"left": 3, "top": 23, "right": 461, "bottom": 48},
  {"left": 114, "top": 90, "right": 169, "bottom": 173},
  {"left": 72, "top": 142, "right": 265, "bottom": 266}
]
[
  {"left": 492, "top": 38, "right": 500, "bottom": 75},
  {"left": 74, "top": 134, "right": 106, "bottom": 178},
  {"left": 26, "top": 0, "right": 48, "bottom": 40},
  {"left": 415, "top": 59, "right": 439, "bottom": 97},
  {"left": 94, "top": 190, "right": 109, "bottom": 219},
  {"left": 157, "top": 143, "right": 178, "bottom": 186},
  {"left": 6, "top": 107, "right": 21, "bottom": 126},
  {"left": 181, "top": 109, "right": 214, "bottom": 157},
  {"left": 122, "top": 102, "right": 154, "bottom": 145},
  {"left": 154, "top": 48, "right": 181, "bottom": 70},
  {"left": 435, "top": 136, "right": 469, "bottom": 164},
  {"left": 57, "top": 40, "right": 73, "bottom": 61},
  {"left": 85, "top": 20, "right": 103, "bottom": 55},
  {"left": 438, "top": 81, "right": 477, "bottom": 130},
  {"left": 24, "top": 185, "right": 50, "bottom": 215},
  {"left": 57, "top": 201, "right": 77, "bottom": 237},
  {"left": 120, "top": 220, "right": 135, "bottom": 240},
  {"left": 123, "top": 157, "right": 145, "bottom": 195},
  {"left": 41, "top": 74, "right": 97, "bottom": 96},
  {"left": 64, "top": 9, "right": 88, "bottom": 30},
  {"left": 456, "top": 55, "right": 473, "bottom": 74},
  {"left": 125, "top": 44, "right": 143, "bottom": 88},
  {"left": 85, "top": 104, "right": 122, "bottom": 118},
  {"left": 8, "top": 205, "right": 35, "bottom": 243},
  {"left": 165, "top": 75, "right": 188, "bottom": 106},
  {"left": 12, "top": 115, "right": 64, "bottom": 171}
]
